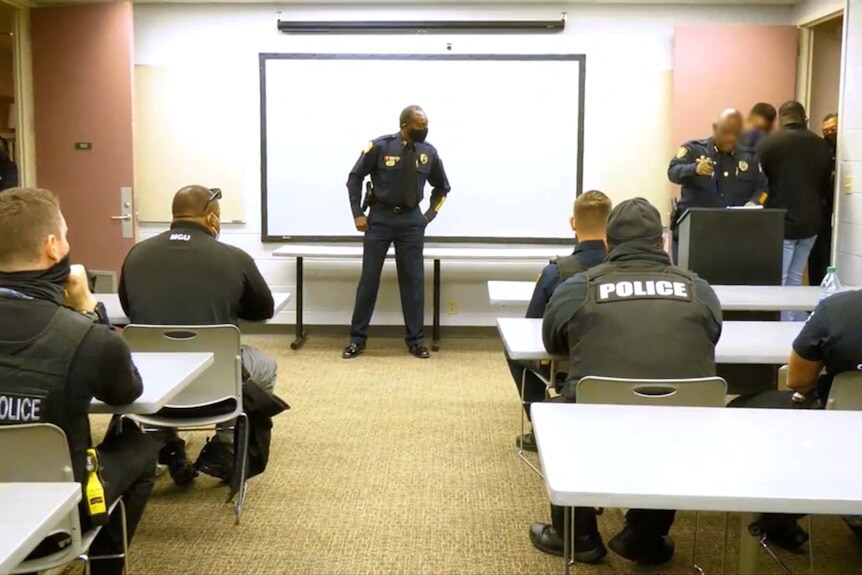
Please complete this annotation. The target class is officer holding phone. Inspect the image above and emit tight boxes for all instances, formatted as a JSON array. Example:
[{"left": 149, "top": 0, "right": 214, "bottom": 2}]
[{"left": 667, "top": 108, "right": 769, "bottom": 261}]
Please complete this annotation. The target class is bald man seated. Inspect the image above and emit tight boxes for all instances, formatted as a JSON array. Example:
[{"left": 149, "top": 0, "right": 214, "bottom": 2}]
[{"left": 119, "top": 186, "right": 279, "bottom": 485}]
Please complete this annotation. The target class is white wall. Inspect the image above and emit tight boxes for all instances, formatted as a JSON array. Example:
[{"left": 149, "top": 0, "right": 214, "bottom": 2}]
[
  {"left": 794, "top": 0, "right": 844, "bottom": 25},
  {"left": 134, "top": 2, "right": 793, "bottom": 328},
  {"left": 836, "top": 0, "right": 862, "bottom": 284}
]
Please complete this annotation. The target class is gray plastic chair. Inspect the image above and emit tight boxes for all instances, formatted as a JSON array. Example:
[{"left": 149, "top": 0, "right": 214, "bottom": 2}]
[
  {"left": 576, "top": 376, "right": 727, "bottom": 407},
  {"left": 575, "top": 375, "right": 728, "bottom": 574},
  {"left": 0, "top": 423, "right": 128, "bottom": 575},
  {"left": 122, "top": 324, "right": 250, "bottom": 524},
  {"left": 826, "top": 372, "right": 862, "bottom": 411}
]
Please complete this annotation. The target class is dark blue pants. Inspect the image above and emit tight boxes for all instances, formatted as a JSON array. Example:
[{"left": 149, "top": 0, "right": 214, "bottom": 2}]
[{"left": 350, "top": 206, "right": 426, "bottom": 347}]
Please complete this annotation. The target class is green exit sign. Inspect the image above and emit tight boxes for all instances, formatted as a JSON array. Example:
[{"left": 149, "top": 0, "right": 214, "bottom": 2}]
[{"left": 74, "top": 142, "right": 92, "bottom": 151}]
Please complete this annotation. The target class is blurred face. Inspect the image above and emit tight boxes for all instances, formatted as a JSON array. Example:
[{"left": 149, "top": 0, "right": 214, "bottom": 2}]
[
  {"left": 822, "top": 117, "right": 838, "bottom": 138},
  {"left": 746, "top": 114, "right": 773, "bottom": 135},
  {"left": 714, "top": 116, "right": 742, "bottom": 153}
]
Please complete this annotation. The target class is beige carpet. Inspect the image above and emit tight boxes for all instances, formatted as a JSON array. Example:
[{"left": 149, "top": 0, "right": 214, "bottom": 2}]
[{"left": 100, "top": 335, "right": 862, "bottom": 574}]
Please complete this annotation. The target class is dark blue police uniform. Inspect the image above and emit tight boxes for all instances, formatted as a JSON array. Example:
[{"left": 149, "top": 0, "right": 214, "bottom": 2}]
[
  {"left": 668, "top": 137, "right": 768, "bottom": 262},
  {"left": 346, "top": 133, "right": 451, "bottom": 347},
  {"left": 506, "top": 240, "right": 607, "bottom": 423}
]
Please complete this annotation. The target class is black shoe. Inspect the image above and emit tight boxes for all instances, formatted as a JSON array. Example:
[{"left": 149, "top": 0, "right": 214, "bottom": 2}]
[
  {"left": 194, "top": 436, "right": 235, "bottom": 482},
  {"left": 408, "top": 344, "right": 430, "bottom": 359},
  {"left": 529, "top": 523, "right": 607, "bottom": 563},
  {"left": 158, "top": 439, "right": 198, "bottom": 486},
  {"left": 609, "top": 526, "right": 674, "bottom": 565},
  {"left": 516, "top": 432, "right": 538, "bottom": 453},
  {"left": 843, "top": 515, "right": 862, "bottom": 541},
  {"left": 342, "top": 343, "right": 365, "bottom": 359},
  {"left": 765, "top": 522, "right": 809, "bottom": 552}
]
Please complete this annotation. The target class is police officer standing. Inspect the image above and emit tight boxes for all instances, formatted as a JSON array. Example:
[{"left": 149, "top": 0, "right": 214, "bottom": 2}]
[
  {"left": 531, "top": 198, "right": 722, "bottom": 565},
  {"left": 668, "top": 109, "right": 769, "bottom": 262},
  {"left": 343, "top": 105, "right": 451, "bottom": 359}
]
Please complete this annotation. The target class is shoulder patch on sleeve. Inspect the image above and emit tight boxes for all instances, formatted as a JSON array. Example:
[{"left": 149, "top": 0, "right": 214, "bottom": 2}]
[
  {"left": 676, "top": 146, "right": 688, "bottom": 159},
  {"left": 362, "top": 141, "right": 374, "bottom": 154}
]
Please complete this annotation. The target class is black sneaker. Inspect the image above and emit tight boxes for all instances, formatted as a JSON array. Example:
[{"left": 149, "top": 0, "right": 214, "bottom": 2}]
[
  {"left": 765, "top": 522, "right": 809, "bottom": 552},
  {"left": 609, "top": 525, "right": 674, "bottom": 565},
  {"left": 158, "top": 439, "right": 198, "bottom": 486},
  {"left": 194, "top": 436, "right": 235, "bottom": 482}
]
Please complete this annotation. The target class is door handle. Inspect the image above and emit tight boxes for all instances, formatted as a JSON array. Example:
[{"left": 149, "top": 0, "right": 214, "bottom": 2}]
[{"left": 111, "top": 214, "right": 132, "bottom": 221}]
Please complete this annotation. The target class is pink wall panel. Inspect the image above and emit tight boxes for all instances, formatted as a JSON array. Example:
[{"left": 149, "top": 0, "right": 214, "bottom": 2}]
[
  {"left": 672, "top": 26, "right": 799, "bottom": 150},
  {"left": 32, "top": 2, "right": 135, "bottom": 273}
]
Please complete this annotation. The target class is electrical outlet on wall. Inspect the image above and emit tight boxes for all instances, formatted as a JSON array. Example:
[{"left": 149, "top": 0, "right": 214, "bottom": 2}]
[{"left": 447, "top": 300, "right": 458, "bottom": 315}]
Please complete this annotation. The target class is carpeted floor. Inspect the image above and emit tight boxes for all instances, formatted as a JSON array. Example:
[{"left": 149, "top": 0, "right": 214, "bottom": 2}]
[{"left": 97, "top": 335, "right": 862, "bottom": 574}]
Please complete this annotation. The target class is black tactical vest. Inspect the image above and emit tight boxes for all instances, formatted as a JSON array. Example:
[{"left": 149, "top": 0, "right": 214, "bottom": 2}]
[
  {"left": 0, "top": 306, "right": 94, "bottom": 477},
  {"left": 563, "top": 259, "right": 717, "bottom": 398},
  {"left": 553, "top": 255, "right": 584, "bottom": 281}
]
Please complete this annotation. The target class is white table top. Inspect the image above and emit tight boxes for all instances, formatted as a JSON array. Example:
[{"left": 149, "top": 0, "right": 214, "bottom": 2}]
[
  {"left": 273, "top": 243, "right": 570, "bottom": 261},
  {"left": 0, "top": 483, "right": 82, "bottom": 573},
  {"left": 89, "top": 352, "right": 214, "bottom": 415},
  {"left": 497, "top": 317, "right": 802, "bottom": 364},
  {"left": 533, "top": 403, "right": 862, "bottom": 514},
  {"left": 489, "top": 281, "right": 853, "bottom": 311},
  {"left": 100, "top": 292, "right": 291, "bottom": 326}
]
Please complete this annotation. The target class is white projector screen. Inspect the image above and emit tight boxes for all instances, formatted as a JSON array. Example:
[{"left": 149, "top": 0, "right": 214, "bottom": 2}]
[{"left": 261, "top": 54, "right": 585, "bottom": 243}]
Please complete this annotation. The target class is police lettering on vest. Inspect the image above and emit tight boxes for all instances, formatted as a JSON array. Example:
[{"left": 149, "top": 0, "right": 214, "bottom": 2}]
[
  {"left": 0, "top": 392, "right": 45, "bottom": 423},
  {"left": 596, "top": 280, "right": 691, "bottom": 302}
]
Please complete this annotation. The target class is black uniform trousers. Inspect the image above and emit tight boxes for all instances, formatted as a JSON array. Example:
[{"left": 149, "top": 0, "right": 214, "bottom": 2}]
[
  {"left": 87, "top": 419, "right": 161, "bottom": 575},
  {"left": 547, "top": 396, "right": 676, "bottom": 539},
  {"left": 350, "top": 205, "right": 426, "bottom": 347}
]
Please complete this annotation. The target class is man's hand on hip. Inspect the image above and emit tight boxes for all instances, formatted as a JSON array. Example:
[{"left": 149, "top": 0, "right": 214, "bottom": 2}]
[{"left": 354, "top": 215, "right": 369, "bottom": 232}]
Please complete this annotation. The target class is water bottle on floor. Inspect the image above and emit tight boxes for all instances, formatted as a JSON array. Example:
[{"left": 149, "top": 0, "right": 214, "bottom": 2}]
[{"left": 819, "top": 266, "right": 841, "bottom": 302}]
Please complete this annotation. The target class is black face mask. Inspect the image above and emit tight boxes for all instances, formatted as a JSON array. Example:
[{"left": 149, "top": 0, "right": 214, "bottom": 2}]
[
  {"left": 0, "top": 253, "right": 71, "bottom": 305},
  {"left": 825, "top": 133, "right": 837, "bottom": 149},
  {"left": 409, "top": 127, "right": 428, "bottom": 144}
]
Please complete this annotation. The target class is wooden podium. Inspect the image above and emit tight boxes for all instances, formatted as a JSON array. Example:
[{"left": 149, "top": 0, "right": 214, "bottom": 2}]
[
  {"left": 677, "top": 208, "right": 786, "bottom": 285},
  {"left": 677, "top": 207, "right": 787, "bottom": 394}
]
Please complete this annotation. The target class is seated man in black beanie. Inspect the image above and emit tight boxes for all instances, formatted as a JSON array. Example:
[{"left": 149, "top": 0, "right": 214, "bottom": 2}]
[
  {"left": 0, "top": 188, "right": 160, "bottom": 575},
  {"left": 533, "top": 198, "right": 722, "bottom": 565}
]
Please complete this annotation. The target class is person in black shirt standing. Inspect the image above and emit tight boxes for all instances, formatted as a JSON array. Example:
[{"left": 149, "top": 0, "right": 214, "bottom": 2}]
[
  {"left": 0, "top": 188, "right": 160, "bottom": 575},
  {"left": 757, "top": 101, "right": 833, "bottom": 320},
  {"left": 343, "top": 105, "right": 451, "bottom": 360},
  {"left": 809, "top": 112, "right": 839, "bottom": 286},
  {"left": 120, "top": 185, "right": 280, "bottom": 485},
  {"left": 506, "top": 191, "right": 610, "bottom": 452}
]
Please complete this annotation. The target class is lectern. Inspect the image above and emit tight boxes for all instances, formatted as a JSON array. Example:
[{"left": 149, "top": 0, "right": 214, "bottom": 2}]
[
  {"left": 677, "top": 208, "right": 786, "bottom": 285},
  {"left": 677, "top": 207, "right": 787, "bottom": 395}
]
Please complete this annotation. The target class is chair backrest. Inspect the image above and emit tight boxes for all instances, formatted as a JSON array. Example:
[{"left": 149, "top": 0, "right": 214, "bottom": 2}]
[
  {"left": 826, "top": 372, "right": 862, "bottom": 411},
  {"left": 0, "top": 423, "right": 83, "bottom": 573},
  {"left": 576, "top": 376, "right": 728, "bottom": 408},
  {"left": 123, "top": 324, "right": 242, "bottom": 408},
  {"left": 0, "top": 423, "right": 75, "bottom": 482}
]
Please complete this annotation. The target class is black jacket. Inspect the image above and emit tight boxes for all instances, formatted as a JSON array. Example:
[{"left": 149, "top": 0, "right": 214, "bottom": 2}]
[
  {"left": 119, "top": 221, "right": 274, "bottom": 325},
  {"left": 757, "top": 124, "right": 833, "bottom": 239}
]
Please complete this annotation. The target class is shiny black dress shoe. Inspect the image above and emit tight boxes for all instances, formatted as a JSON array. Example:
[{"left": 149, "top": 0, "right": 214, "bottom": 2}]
[
  {"left": 529, "top": 523, "right": 607, "bottom": 563},
  {"left": 609, "top": 525, "right": 674, "bottom": 565},
  {"left": 408, "top": 344, "right": 430, "bottom": 359},
  {"left": 342, "top": 343, "right": 366, "bottom": 359}
]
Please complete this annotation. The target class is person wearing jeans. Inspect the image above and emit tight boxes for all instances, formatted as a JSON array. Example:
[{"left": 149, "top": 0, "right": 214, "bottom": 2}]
[
  {"left": 782, "top": 236, "right": 817, "bottom": 321},
  {"left": 757, "top": 101, "right": 833, "bottom": 320}
]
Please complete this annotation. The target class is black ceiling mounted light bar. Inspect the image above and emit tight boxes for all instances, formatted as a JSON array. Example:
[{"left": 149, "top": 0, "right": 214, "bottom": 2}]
[{"left": 276, "top": 14, "right": 566, "bottom": 35}]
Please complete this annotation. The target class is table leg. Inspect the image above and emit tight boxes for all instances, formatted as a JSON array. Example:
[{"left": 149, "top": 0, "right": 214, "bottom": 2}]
[
  {"left": 290, "top": 256, "right": 308, "bottom": 350},
  {"left": 432, "top": 258, "right": 441, "bottom": 351},
  {"left": 738, "top": 512, "right": 760, "bottom": 575},
  {"left": 563, "top": 506, "right": 572, "bottom": 575}
]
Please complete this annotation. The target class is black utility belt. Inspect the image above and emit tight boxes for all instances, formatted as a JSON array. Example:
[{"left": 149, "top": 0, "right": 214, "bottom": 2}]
[{"left": 374, "top": 203, "right": 417, "bottom": 214}]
